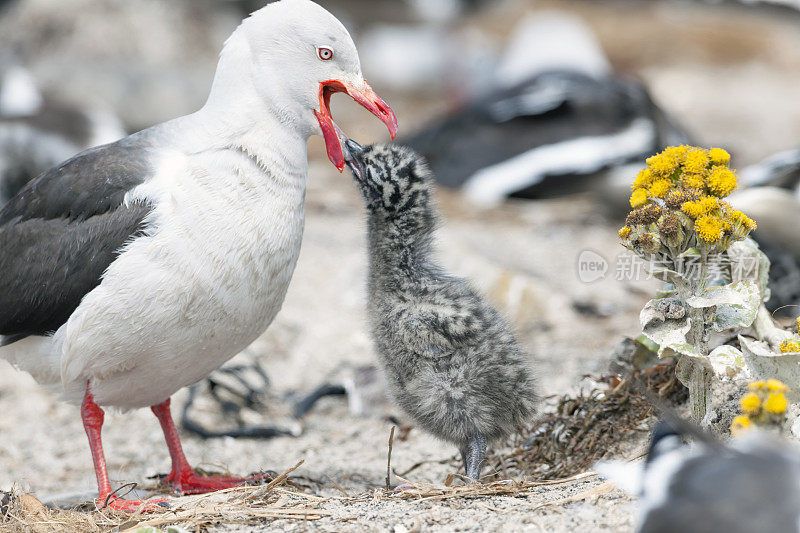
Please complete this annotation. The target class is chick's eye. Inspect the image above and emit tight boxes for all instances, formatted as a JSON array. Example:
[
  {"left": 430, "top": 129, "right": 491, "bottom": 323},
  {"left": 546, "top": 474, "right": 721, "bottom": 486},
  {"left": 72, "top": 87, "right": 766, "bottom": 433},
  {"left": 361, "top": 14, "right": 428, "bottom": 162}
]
[{"left": 317, "top": 47, "right": 333, "bottom": 61}]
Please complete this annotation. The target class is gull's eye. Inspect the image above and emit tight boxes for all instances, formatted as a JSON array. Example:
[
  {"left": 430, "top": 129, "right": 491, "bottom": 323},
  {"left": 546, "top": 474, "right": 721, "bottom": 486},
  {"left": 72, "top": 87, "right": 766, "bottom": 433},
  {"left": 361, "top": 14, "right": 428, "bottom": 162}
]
[{"left": 317, "top": 47, "right": 333, "bottom": 61}]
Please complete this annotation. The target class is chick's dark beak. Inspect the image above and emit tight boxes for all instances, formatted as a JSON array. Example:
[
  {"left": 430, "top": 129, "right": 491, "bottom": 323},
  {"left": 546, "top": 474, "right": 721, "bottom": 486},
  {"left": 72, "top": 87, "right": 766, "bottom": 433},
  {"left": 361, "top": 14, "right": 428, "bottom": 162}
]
[{"left": 343, "top": 139, "right": 366, "bottom": 181}]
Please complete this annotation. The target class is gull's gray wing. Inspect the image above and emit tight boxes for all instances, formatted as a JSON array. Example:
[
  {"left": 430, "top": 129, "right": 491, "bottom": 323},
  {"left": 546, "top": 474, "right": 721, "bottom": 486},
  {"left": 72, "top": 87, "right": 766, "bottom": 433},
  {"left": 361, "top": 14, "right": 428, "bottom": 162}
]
[{"left": 0, "top": 135, "right": 154, "bottom": 340}]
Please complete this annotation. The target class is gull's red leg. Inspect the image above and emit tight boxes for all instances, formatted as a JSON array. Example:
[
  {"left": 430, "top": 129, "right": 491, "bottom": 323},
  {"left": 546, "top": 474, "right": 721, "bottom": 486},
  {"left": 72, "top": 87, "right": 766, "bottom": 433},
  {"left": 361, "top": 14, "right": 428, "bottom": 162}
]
[
  {"left": 150, "top": 397, "right": 267, "bottom": 494},
  {"left": 81, "top": 383, "right": 168, "bottom": 512}
]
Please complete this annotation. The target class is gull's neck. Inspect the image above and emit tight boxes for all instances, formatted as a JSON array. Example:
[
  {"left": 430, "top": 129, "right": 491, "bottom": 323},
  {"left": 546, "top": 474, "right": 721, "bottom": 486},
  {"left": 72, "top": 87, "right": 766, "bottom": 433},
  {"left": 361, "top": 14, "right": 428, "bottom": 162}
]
[{"left": 166, "top": 31, "right": 313, "bottom": 182}]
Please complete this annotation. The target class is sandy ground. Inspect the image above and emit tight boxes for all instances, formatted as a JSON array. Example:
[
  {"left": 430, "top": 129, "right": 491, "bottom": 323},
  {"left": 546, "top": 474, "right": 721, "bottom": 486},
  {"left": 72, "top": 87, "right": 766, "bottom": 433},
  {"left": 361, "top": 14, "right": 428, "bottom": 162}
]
[
  {"left": 0, "top": 172, "right": 647, "bottom": 531},
  {"left": 1, "top": 0, "right": 800, "bottom": 531}
]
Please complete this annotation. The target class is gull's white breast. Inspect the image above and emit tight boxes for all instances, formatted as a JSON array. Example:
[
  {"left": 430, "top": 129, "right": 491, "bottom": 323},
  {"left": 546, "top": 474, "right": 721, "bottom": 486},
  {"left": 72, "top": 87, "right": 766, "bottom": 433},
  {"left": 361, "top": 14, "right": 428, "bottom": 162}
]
[{"left": 56, "top": 148, "right": 306, "bottom": 409}]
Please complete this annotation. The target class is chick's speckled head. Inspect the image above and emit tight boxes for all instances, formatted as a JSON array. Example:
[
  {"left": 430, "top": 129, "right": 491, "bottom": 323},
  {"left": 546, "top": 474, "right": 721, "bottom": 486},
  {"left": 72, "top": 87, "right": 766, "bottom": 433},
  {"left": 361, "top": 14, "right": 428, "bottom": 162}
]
[{"left": 346, "top": 143, "right": 433, "bottom": 216}]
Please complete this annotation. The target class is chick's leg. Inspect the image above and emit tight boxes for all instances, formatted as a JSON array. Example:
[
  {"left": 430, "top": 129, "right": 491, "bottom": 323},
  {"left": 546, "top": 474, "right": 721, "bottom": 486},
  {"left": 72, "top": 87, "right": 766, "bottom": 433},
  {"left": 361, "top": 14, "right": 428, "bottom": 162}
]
[{"left": 461, "top": 433, "right": 487, "bottom": 483}]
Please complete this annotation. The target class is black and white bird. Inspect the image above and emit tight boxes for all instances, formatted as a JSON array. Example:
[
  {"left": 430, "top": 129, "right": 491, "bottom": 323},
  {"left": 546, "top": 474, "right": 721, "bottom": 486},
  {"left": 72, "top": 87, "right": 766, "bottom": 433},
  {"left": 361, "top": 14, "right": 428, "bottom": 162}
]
[
  {"left": 404, "top": 71, "right": 682, "bottom": 206},
  {"left": 0, "top": 65, "right": 126, "bottom": 204},
  {"left": 0, "top": 0, "right": 396, "bottom": 512},
  {"left": 730, "top": 149, "right": 800, "bottom": 259},
  {"left": 402, "top": 13, "right": 687, "bottom": 209},
  {"left": 598, "top": 422, "right": 800, "bottom": 533},
  {"left": 344, "top": 142, "right": 538, "bottom": 482},
  {"left": 739, "top": 148, "right": 800, "bottom": 192},
  {"left": 727, "top": 149, "right": 800, "bottom": 314}
]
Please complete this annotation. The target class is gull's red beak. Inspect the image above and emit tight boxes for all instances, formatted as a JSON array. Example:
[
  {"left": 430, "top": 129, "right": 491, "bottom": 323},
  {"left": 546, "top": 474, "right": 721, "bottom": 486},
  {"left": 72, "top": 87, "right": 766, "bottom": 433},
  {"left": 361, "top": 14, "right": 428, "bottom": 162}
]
[{"left": 314, "top": 79, "right": 398, "bottom": 171}]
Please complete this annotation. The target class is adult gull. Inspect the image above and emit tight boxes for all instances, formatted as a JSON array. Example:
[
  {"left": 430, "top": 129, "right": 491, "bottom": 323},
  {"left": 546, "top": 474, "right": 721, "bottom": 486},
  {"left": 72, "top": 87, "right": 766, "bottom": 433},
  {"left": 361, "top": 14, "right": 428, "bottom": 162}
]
[{"left": 0, "top": 0, "right": 397, "bottom": 512}]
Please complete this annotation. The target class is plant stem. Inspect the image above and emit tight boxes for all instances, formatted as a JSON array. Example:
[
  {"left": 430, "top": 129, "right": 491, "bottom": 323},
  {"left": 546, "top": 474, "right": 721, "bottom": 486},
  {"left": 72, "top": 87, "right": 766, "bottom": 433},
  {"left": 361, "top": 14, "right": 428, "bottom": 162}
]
[
  {"left": 677, "top": 355, "right": 712, "bottom": 422},
  {"left": 677, "top": 248, "right": 713, "bottom": 422}
]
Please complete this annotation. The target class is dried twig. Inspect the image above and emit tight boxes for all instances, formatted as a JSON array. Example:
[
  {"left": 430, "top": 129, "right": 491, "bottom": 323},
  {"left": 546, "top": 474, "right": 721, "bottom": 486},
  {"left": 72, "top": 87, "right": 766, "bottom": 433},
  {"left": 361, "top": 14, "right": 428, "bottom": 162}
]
[
  {"left": 386, "top": 425, "right": 396, "bottom": 491},
  {"left": 245, "top": 460, "right": 304, "bottom": 502}
]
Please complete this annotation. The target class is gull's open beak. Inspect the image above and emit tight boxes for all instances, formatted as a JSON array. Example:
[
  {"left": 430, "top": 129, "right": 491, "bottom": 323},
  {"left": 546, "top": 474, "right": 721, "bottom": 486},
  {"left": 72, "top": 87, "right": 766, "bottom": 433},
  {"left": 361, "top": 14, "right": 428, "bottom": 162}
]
[{"left": 314, "top": 79, "right": 397, "bottom": 171}]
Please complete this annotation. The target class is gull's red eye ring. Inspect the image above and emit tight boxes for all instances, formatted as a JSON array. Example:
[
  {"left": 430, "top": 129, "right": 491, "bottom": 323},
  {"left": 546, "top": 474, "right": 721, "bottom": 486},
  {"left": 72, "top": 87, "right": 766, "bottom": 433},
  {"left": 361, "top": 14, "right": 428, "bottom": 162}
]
[{"left": 317, "top": 47, "right": 333, "bottom": 61}]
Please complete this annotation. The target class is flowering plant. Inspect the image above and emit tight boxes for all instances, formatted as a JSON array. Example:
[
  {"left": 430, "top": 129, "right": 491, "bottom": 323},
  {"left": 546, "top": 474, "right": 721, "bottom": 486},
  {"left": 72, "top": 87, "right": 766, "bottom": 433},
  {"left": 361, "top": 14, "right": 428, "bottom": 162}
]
[
  {"left": 620, "top": 145, "right": 756, "bottom": 286},
  {"left": 730, "top": 379, "right": 789, "bottom": 436},
  {"left": 779, "top": 319, "right": 800, "bottom": 354},
  {"left": 620, "top": 146, "right": 767, "bottom": 422}
]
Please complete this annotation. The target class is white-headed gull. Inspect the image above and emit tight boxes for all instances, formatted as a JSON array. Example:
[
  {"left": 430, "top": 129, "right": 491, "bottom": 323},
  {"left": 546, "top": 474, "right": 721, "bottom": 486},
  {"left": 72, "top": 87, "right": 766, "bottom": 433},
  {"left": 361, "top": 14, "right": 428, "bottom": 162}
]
[{"left": 0, "top": 0, "right": 396, "bottom": 512}]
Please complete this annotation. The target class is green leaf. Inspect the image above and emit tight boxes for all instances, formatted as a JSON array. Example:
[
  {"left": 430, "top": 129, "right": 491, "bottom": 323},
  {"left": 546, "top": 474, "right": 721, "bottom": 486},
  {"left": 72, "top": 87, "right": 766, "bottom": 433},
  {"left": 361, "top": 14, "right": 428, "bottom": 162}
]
[
  {"left": 635, "top": 334, "right": 660, "bottom": 354},
  {"left": 707, "top": 344, "right": 746, "bottom": 378},
  {"left": 642, "top": 313, "right": 702, "bottom": 358},
  {"left": 727, "top": 238, "right": 771, "bottom": 302},
  {"left": 640, "top": 298, "right": 686, "bottom": 329},
  {"left": 686, "top": 280, "right": 760, "bottom": 331},
  {"left": 738, "top": 335, "right": 800, "bottom": 397}
]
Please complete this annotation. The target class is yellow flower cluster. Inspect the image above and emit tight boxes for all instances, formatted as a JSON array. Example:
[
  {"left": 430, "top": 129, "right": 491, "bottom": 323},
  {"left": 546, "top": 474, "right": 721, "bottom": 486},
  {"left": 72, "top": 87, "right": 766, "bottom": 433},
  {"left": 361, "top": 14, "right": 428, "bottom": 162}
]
[
  {"left": 621, "top": 146, "right": 756, "bottom": 253},
  {"left": 709, "top": 147, "right": 731, "bottom": 165},
  {"left": 707, "top": 166, "right": 738, "bottom": 197},
  {"left": 730, "top": 415, "right": 751, "bottom": 436},
  {"left": 632, "top": 168, "right": 654, "bottom": 189},
  {"left": 729, "top": 210, "right": 757, "bottom": 231},
  {"left": 683, "top": 149, "right": 709, "bottom": 174},
  {"left": 780, "top": 318, "right": 800, "bottom": 353},
  {"left": 780, "top": 340, "right": 800, "bottom": 354},
  {"left": 694, "top": 215, "right": 723, "bottom": 243},
  {"left": 650, "top": 179, "right": 672, "bottom": 198},
  {"left": 731, "top": 379, "right": 791, "bottom": 435},
  {"left": 630, "top": 188, "right": 649, "bottom": 208},
  {"left": 748, "top": 378, "right": 789, "bottom": 395}
]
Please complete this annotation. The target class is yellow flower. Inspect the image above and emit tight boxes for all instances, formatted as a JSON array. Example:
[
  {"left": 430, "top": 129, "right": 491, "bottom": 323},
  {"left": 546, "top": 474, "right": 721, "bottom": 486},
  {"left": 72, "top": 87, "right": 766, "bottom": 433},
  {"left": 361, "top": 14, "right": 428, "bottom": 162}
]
[
  {"left": 767, "top": 379, "right": 789, "bottom": 393},
  {"left": 748, "top": 380, "right": 766, "bottom": 392},
  {"left": 780, "top": 339, "right": 800, "bottom": 353},
  {"left": 698, "top": 195, "right": 719, "bottom": 213},
  {"left": 649, "top": 179, "right": 672, "bottom": 198},
  {"left": 740, "top": 392, "right": 761, "bottom": 414},
  {"left": 797, "top": 317, "right": 800, "bottom": 334},
  {"left": 663, "top": 145, "right": 690, "bottom": 162},
  {"left": 707, "top": 166, "right": 738, "bottom": 197},
  {"left": 730, "top": 415, "right": 751, "bottom": 436},
  {"left": 730, "top": 210, "right": 757, "bottom": 231},
  {"left": 763, "top": 392, "right": 788, "bottom": 414},
  {"left": 695, "top": 215, "right": 723, "bottom": 242},
  {"left": 680, "top": 173, "right": 706, "bottom": 190},
  {"left": 619, "top": 226, "right": 632, "bottom": 240},
  {"left": 647, "top": 153, "right": 679, "bottom": 175},
  {"left": 683, "top": 149, "right": 709, "bottom": 174},
  {"left": 630, "top": 188, "right": 649, "bottom": 208},
  {"left": 681, "top": 200, "right": 705, "bottom": 219},
  {"left": 632, "top": 168, "right": 654, "bottom": 189},
  {"left": 708, "top": 147, "right": 730, "bottom": 165}
]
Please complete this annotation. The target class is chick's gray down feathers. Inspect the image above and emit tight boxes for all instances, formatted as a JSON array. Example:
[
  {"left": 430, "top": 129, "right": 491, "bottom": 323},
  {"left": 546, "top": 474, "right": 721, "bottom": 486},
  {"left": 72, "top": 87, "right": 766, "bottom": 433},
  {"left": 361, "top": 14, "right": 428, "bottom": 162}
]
[{"left": 351, "top": 143, "right": 539, "bottom": 474}]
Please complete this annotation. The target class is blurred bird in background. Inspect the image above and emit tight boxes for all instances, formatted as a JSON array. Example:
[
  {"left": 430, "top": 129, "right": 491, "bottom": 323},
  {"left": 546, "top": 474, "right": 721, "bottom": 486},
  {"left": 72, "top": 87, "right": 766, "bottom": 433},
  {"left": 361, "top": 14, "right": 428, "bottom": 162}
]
[
  {"left": 598, "top": 421, "right": 800, "bottom": 533},
  {"left": 0, "top": 64, "right": 125, "bottom": 204}
]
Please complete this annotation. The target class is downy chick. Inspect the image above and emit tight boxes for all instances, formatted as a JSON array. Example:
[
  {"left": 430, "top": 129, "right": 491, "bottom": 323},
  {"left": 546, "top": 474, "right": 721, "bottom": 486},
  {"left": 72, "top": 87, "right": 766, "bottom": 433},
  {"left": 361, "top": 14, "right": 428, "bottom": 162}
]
[{"left": 344, "top": 141, "right": 539, "bottom": 481}]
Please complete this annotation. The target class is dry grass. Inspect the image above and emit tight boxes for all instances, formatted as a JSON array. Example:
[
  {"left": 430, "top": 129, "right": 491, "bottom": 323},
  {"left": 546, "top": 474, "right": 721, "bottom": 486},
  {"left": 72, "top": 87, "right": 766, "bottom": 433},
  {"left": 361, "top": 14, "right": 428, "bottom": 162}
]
[
  {"left": 0, "top": 468, "right": 611, "bottom": 533},
  {"left": 0, "top": 362, "right": 685, "bottom": 532},
  {"left": 487, "top": 359, "right": 688, "bottom": 481},
  {"left": 0, "top": 462, "right": 332, "bottom": 533}
]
